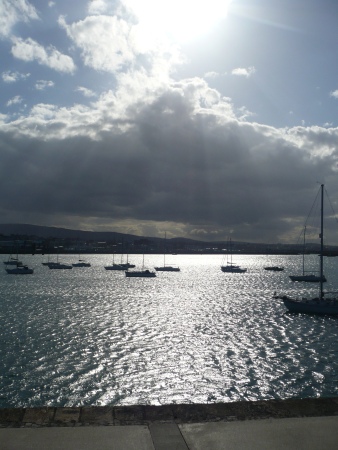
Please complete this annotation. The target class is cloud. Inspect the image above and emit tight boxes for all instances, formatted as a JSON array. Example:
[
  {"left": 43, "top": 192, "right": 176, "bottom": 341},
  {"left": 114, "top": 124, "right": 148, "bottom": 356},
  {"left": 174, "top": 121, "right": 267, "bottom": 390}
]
[
  {"left": 11, "top": 37, "right": 76, "bottom": 74},
  {"left": 58, "top": 15, "right": 137, "bottom": 73},
  {"left": 204, "top": 71, "right": 227, "bottom": 79},
  {"left": 58, "top": 12, "right": 181, "bottom": 76},
  {"left": 0, "top": 0, "right": 39, "bottom": 38},
  {"left": 1, "top": 4, "right": 338, "bottom": 244},
  {"left": 6, "top": 95, "right": 23, "bottom": 107},
  {"left": 330, "top": 90, "right": 338, "bottom": 99},
  {"left": 35, "top": 80, "right": 55, "bottom": 90},
  {"left": 232, "top": 66, "right": 256, "bottom": 77},
  {"left": 76, "top": 86, "right": 96, "bottom": 98},
  {"left": 2, "top": 71, "right": 30, "bottom": 83},
  {"left": 88, "top": 0, "right": 115, "bottom": 15},
  {"left": 1, "top": 75, "right": 338, "bottom": 243}
]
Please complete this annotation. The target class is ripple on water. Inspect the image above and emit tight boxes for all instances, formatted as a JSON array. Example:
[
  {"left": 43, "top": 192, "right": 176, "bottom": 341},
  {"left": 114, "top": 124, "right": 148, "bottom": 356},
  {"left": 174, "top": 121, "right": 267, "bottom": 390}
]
[{"left": 1, "top": 254, "right": 338, "bottom": 407}]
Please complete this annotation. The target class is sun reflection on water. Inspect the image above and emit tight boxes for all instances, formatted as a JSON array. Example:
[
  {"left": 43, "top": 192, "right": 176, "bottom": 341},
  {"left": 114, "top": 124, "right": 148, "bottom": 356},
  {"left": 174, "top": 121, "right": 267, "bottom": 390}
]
[{"left": 1, "top": 253, "right": 338, "bottom": 407}]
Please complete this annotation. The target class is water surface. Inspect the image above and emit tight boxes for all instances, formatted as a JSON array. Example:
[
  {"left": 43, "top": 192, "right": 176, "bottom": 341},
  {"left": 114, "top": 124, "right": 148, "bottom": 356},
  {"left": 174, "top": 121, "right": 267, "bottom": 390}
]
[{"left": 1, "top": 254, "right": 337, "bottom": 407}]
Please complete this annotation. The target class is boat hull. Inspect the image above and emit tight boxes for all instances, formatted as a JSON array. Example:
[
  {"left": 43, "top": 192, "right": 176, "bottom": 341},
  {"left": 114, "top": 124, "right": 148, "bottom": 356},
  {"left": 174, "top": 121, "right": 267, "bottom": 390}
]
[
  {"left": 155, "top": 266, "right": 180, "bottom": 272},
  {"left": 125, "top": 270, "right": 156, "bottom": 277},
  {"left": 289, "top": 275, "right": 326, "bottom": 282},
  {"left": 282, "top": 297, "right": 338, "bottom": 315},
  {"left": 105, "top": 265, "right": 125, "bottom": 271},
  {"left": 6, "top": 267, "right": 33, "bottom": 274},
  {"left": 48, "top": 264, "right": 72, "bottom": 269},
  {"left": 221, "top": 266, "right": 247, "bottom": 273}
]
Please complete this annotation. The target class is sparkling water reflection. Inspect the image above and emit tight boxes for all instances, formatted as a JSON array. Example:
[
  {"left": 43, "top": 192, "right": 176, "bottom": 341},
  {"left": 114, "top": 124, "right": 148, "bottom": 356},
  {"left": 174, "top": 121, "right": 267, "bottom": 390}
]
[{"left": 1, "top": 254, "right": 338, "bottom": 407}]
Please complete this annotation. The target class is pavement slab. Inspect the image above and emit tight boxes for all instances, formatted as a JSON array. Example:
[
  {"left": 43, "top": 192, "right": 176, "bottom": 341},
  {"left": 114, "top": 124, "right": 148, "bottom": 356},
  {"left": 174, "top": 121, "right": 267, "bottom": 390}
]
[
  {"left": 149, "top": 423, "right": 189, "bottom": 450},
  {"left": 179, "top": 416, "right": 338, "bottom": 450},
  {"left": 0, "top": 425, "right": 154, "bottom": 450}
]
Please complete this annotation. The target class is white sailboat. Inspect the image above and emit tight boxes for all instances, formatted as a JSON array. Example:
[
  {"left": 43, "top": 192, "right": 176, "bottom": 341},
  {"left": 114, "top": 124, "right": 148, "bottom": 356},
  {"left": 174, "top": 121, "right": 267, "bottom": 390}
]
[
  {"left": 155, "top": 233, "right": 180, "bottom": 272},
  {"left": 125, "top": 254, "right": 156, "bottom": 277},
  {"left": 275, "top": 184, "right": 338, "bottom": 315},
  {"left": 289, "top": 225, "right": 326, "bottom": 282},
  {"left": 221, "top": 238, "right": 247, "bottom": 273}
]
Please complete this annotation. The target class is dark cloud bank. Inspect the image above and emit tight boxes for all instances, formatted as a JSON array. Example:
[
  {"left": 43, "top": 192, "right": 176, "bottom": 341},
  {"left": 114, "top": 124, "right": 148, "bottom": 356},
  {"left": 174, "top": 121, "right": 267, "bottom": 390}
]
[{"left": 1, "top": 87, "right": 338, "bottom": 244}]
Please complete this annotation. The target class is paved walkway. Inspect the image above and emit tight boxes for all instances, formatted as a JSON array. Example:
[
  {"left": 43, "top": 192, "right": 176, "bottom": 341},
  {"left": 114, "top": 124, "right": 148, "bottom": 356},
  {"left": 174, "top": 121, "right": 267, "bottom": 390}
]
[
  {"left": 1, "top": 417, "right": 338, "bottom": 449},
  {"left": 1, "top": 398, "right": 338, "bottom": 449}
]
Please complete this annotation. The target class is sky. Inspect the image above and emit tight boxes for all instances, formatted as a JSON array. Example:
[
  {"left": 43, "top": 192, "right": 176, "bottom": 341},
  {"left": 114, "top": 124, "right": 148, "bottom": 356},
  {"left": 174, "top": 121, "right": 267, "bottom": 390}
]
[{"left": 1, "top": 0, "right": 338, "bottom": 244}]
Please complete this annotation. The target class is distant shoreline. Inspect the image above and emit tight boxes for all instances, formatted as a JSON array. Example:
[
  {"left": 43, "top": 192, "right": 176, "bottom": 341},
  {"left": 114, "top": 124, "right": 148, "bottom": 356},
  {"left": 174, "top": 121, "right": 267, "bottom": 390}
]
[{"left": 2, "top": 251, "right": 338, "bottom": 256}]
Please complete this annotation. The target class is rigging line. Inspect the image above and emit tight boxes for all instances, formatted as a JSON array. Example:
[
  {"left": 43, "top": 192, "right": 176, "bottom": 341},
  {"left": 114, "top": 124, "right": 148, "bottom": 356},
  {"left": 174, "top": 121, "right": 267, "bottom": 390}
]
[
  {"left": 324, "top": 187, "right": 338, "bottom": 225},
  {"left": 294, "top": 186, "right": 321, "bottom": 245},
  {"left": 304, "top": 185, "right": 321, "bottom": 228}
]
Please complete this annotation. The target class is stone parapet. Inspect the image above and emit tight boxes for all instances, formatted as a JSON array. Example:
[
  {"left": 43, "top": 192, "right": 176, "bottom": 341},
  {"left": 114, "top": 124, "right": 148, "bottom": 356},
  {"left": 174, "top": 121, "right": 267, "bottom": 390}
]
[{"left": 0, "top": 398, "right": 338, "bottom": 428}]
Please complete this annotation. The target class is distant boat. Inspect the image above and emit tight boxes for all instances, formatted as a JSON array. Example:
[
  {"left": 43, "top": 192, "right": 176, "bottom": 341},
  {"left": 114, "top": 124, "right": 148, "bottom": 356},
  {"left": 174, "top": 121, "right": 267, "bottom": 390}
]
[
  {"left": 6, "top": 262, "right": 33, "bottom": 275},
  {"left": 289, "top": 225, "right": 326, "bottom": 282},
  {"left": 49, "top": 262, "right": 72, "bottom": 269},
  {"left": 119, "top": 262, "right": 136, "bottom": 269},
  {"left": 264, "top": 266, "right": 284, "bottom": 272},
  {"left": 155, "top": 232, "right": 180, "bottom": 272},
  {"left": 126, "top": 254, "right": 156, "bottom": 277},
  {"left": 48, "top": 250, "right": 72, "bottom": 269},
  {"left": 125, "top": 269, "right": 156, "bottom": 278},
  {"left": 289, "top": 273, "right": 326, "bottom": 282},
  {"left": 72, "top": 259, "right": 91, "bottom": 267},
  {"left": 4, "top": 245, "right": 22, "bottom": 266},
  {"left": 118, "top": 252, "right": 135, "bottom": 269},
  {"left": 105, "top": 253, "right": 125, "bottom": 271},
  {"left": 4, "top": 256, "right": 22, "bottom": 266},
  {"left": 275, "top": 184, "right": 338, "bottom": 315},
  {"left": 155, "top": 266, "right": 180, "bottom": 272},
  {"left": 72, "top": 245, "right": 91, "bottom": 267},
  {"left": 221, "top": 238, "right": 247, "bottom": 273}
]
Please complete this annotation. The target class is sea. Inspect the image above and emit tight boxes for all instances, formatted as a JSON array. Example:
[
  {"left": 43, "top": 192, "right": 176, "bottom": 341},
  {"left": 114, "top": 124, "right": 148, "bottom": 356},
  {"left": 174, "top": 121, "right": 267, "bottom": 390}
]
[{"left": 1, "top": 253, "right": 338, "bottom": 408}]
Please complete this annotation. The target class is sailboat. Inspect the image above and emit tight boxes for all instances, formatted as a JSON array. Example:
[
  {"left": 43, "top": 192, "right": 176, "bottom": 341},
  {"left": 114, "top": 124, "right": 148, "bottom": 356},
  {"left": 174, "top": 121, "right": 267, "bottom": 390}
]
[
  {"left": 6, "top": 261, "right": 33, "bottom": 274},
  {"left": 48, "top": 249, "right": 72, "bottom": 269},
  {"left": 289, "top": 225, "right": 326, "bottom": 282},
  {"left": 104, "top": 253, "right": 125, "bottom": 271},
  {"left": 72, "top": 242, "right": 91, "bottom": 267},
  {"left": 221, "top": 238, "right": 247, "bottom": 273},
  {"left": 264, "top": 266, "right": 284, "bottom": 271},
  {"left": 155, "top": 233, "right": 180, "bottom": 272},
  {"left": 275, "top": 184, "right": 338, "bottom": 315},
  {"left": 4, "top": 255, "right": 22, "bottom": 266},
  {"left": 125, "top": 254, "right": 156, "bottom": 277},
  {"left": 4, "top": 244, "right": 22, "bottom": 266},
  {"left": 72, "top": 259, "right": 91, "bottom": 267},
  {"left": 4, "top": 246, "right": 33, "bottom": 274},
  {"left": 118, "top": 251, "right": 135, "bottom": 269}
]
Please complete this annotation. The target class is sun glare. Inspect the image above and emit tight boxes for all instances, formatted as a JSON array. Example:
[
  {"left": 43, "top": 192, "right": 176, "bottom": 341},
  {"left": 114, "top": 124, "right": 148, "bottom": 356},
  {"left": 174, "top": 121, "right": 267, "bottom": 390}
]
[{"left": 125, "top": 0, "right": 232, "bottom": 42}]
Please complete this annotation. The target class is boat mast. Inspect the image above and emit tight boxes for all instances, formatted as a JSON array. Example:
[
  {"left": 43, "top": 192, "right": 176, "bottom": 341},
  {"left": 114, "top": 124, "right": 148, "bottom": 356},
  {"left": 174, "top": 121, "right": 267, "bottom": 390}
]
[
  {"left": 302, "top": 226, "right": 306, "bottom": 275},
  {"left": 320, "top": 184, "right": 324, "bottom": 298}
]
